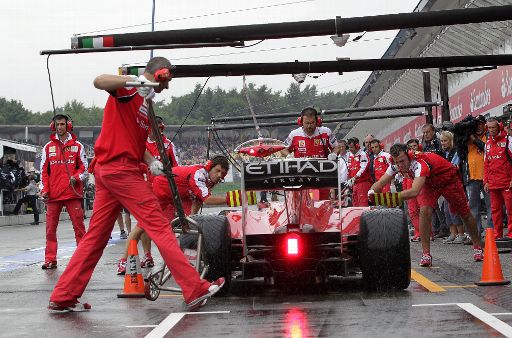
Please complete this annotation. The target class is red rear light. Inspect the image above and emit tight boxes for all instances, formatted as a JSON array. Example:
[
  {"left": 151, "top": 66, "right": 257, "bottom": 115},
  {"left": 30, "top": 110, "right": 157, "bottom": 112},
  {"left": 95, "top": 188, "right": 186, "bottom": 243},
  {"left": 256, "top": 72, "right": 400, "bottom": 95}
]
[
  {"left": 285, "top": 233, "right": 301, "bottom": 257},
  {"left": 288, "top": 238, "right": 299, "bottom": 255}
]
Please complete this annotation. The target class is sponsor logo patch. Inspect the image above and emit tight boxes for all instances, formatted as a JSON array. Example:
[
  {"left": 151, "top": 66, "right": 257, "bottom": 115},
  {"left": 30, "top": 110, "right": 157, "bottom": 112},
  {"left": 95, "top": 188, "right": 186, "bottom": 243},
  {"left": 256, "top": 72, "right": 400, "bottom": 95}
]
[
  {"left": 49, "top": 146, "right": 56, "bottom": 153},
  {"left": 298, "top": 140, "right": 306, "bottom": 148}
]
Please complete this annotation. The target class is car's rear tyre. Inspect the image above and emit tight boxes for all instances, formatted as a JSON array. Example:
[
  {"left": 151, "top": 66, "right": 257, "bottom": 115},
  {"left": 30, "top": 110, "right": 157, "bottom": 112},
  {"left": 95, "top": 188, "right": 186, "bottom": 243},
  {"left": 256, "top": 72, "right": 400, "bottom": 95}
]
[
  {"left": 359, "top": 208, "right": 410, "bottom": 291},
  {"left": 180, "top": 214, "right": 232, "bottom": 295}
]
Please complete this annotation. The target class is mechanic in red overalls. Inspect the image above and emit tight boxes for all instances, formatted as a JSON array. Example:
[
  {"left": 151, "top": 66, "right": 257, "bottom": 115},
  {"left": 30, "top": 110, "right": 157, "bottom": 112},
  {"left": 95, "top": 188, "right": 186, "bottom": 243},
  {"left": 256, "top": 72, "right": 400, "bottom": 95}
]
[
  {"left": 346, "top": 137, "right": 372, "bottom": 206},
  {"left": 152, "top": 155, "right": 230, "bottom": 217},
  {"left": 405, "top": 139, "right": 422, "bottom": 242},
  {"left": 484, "top": 117, "right": 512, "bottom": 239},
  {"left": 40, "top": 114, "right": 88, "bottom": 270},
  {"left": 116, "top": 156, "right": 229, "bottom": 275},
  {"left": 48, "top": 57, "right": 224, "bottom": 312},
  {"left": 369, "top": 143, "right": 483, "bottom": 267},
  {"left": 369, "top": 139, "right": 392, "bottom": 193},
  {"left": 280, "top": 107, "right": 340, "bottom": 199},
  {"left": 117, "top": 115, "right": 180, "bottom": 271}
]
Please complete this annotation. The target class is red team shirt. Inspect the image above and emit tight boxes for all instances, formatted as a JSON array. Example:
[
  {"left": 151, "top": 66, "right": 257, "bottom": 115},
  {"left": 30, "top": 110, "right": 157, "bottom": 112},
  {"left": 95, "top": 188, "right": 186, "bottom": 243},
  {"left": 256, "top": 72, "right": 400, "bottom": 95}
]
[
  {"left": 347, "top": 149, "right": 371, "bottom": 183},
  {"left": 41, "top": 132, "right": 88, "bottom": 201},
  {"left": 385, "top": 152, "right": 457, "bottom": 189},
  {"left": 94, "top": 87, "right": 148, "bottom": 165},
  {"left": 146, "top": 135, "right": 179, "bottom": 167},
  {"left": 152, "top": 165, "right": 215, "bottom": 216},
  {"left": 385, "top": 152, "right": 469, "bottom": 215},
  {"left": 145, "top": 135, "right": 179, "bottom": 182},
  {"left": 284, "top": 126, "right": 338, "bottom": 158},
  {"left": 373, "top": 150, "right": 392, "bottom": 181}
]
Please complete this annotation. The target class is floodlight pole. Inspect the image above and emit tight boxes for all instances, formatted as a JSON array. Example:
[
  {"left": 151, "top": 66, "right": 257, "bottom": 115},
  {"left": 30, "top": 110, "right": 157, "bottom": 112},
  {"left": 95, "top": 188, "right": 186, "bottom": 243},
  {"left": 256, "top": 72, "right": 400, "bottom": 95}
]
[
  {"left": 150, "top": 0, "right": 156, "bottom": 59},
  {"left": 423, "top": 71, "right": 433, "bottom": 125}
]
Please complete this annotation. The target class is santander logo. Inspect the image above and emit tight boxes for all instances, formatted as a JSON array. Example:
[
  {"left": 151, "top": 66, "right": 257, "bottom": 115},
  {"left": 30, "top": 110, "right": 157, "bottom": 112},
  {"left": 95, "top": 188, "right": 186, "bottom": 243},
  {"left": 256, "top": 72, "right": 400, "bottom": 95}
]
[
  {"left": 450, "top": 97, "right": 463, "bottom": 121},
  {"left": 502, "top": 69, "right": 512, "bottom": 98},
  {"left": 470, "top": 81, "right": 491, "bottom": 113}
]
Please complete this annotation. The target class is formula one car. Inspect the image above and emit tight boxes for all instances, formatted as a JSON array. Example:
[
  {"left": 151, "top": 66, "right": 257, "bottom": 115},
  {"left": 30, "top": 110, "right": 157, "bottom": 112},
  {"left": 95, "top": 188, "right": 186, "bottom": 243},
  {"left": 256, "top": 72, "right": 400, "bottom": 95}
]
[{"left": 176, "top": 153, "right": 410, "bottom": 294}]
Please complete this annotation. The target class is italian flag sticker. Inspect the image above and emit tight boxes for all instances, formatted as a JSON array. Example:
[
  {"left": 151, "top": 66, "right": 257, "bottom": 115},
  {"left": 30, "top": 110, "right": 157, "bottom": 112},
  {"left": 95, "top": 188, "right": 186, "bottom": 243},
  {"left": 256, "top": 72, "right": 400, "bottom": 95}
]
[{"left": 81, "top": 36, "right": 114, "bottom": 48}]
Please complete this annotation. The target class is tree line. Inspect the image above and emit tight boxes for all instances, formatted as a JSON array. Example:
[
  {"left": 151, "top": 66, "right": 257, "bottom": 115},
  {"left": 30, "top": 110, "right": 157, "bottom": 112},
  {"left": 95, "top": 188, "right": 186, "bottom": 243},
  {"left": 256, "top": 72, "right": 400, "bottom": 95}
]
[{"left": 0, "top": 83, "right": 356, "bottom": 126}]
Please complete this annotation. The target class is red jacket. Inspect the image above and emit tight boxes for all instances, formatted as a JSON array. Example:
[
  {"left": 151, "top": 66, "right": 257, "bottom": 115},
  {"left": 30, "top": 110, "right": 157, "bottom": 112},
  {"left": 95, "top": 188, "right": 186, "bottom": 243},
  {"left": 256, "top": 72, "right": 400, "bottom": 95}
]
[
  {"left": 348, "top": 149, "right": 371, "bottom": 183},
  {"left": 386, "top": 152, "right": 458, "bottom": 190},
  {"left": 145, "top": 135, "right": 179, "bottom": 182},
  {"left": 40, "top": 132, "right": 88, "bottom": 201},
  {"left": 373, "top": 151, "right": 392, "bottom": 181},
  {"left": 153, "top": 165, "right": 214, "bottom": 203},
  {"left": 484, "top": 132, "right": 512, "bottom": 189}
]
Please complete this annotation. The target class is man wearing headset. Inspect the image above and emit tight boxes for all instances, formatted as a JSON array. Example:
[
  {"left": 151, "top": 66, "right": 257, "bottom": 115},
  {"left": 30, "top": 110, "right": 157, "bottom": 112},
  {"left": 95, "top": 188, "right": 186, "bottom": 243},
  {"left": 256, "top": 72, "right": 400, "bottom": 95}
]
[
  {"left": 48, "top": 56, "right": 224, "bottom": 312},
  {"left": 369, "top": 143, "right": 483, "bottom": 267},
  {"left": 280, "top": 107, "right": 341, "bottom": 199},
  {"left": 40, "top": 114, "right": 88, "bottom": 270}
]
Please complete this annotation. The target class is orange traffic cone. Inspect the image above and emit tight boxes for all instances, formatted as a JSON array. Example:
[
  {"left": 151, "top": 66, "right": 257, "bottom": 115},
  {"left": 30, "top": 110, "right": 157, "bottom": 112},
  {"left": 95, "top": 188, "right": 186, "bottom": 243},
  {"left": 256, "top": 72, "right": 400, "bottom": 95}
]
[
  {"left": 117, "top": 240, "right": 146, "bottom": 298},
  {"left": 475, "top": 228, "right": 511, "bottom": 286}
]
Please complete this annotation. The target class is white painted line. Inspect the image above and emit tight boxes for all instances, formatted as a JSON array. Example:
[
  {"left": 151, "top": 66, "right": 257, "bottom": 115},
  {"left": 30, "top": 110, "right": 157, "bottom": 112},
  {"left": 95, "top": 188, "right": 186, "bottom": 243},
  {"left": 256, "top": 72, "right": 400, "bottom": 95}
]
[
  {"left": 145, "top": 313, "right": 186, "bottom": 338},
  {"left": 491, "top": 313, "right": 512, "bottom": 316},
  {"left": 458, "top": 303, "right": 512, "bottom": 338},
  {"left": 412, "top": 303, "right": 459, "bottom": 307},
  {"left": 126, "top": 325, "right": 158, "bottom": 328},
  {"left": 143, "top": 311, "right": 230, "bottom": 337},
  {"left": 413, "top": 303, "right": 512, "bottom": 338},
  {"left": 186, "top": 311, "right": 230, "bottom": 315}
]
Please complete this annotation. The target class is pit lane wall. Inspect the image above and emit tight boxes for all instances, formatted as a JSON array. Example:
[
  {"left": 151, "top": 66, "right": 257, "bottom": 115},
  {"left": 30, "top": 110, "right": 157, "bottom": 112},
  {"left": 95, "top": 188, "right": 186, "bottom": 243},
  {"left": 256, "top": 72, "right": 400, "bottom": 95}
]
[{"left": 381, "top": 63, "right": 512, "bottom": 146}]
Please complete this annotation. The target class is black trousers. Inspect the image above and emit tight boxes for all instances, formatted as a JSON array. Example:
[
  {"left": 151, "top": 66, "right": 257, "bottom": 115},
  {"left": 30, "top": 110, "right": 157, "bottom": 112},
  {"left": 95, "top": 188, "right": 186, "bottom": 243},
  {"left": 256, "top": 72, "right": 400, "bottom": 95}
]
[{"left": 13, "top": 195, "right": 39, "bottom": 223}]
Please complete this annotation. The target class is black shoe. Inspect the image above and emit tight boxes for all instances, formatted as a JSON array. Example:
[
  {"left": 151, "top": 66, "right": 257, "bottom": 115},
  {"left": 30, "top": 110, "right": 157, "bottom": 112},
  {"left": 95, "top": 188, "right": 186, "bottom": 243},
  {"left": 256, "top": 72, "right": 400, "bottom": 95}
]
[
  {"left": 30, "top": 222, "right": 39, "bottom": 225},
  {"left": 42, "top": 261, "right": 57, "bottom": 269}
]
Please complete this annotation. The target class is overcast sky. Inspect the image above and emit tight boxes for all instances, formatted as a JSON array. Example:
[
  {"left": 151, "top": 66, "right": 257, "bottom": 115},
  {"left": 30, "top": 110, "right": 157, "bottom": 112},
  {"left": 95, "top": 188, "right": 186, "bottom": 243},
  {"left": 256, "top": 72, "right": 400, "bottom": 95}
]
[{"left": 1, "top": 0, "right": 418, "bottom": 113}]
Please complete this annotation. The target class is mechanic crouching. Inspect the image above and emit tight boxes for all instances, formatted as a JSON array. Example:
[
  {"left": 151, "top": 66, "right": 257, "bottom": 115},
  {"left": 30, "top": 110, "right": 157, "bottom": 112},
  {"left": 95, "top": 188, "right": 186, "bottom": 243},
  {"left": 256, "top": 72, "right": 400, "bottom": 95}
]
[
  {"left": 484, "top": 118, "right": 512, "bottom": 240},
  {"left": 369, "top": 144, "right": 483, "bottom": 267}
]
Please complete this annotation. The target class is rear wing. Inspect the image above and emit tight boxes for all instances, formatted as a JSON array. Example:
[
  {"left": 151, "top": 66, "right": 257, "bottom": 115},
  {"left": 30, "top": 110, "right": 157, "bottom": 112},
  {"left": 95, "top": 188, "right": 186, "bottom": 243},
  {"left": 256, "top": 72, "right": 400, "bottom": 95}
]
[{"left": 242, "top": 158, "right": 345, "bottom": 190}]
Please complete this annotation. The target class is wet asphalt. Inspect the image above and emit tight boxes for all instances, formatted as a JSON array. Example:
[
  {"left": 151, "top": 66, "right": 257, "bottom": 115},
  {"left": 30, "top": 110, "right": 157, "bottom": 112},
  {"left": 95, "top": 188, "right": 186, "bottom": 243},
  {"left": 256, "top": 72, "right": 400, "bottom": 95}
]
[{"left": 2, "top": 210, "right": 512, "bottom": 337}]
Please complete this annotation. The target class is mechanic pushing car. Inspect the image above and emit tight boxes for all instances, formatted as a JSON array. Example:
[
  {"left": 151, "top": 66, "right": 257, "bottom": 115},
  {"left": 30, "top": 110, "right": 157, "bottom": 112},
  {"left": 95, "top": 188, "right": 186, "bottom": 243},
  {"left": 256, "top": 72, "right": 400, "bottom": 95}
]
[
  {"left": 369, "top": 143, "right": 483, "bottom": 267},
  {"left": 280, "top": 107, "right": 341, "bottom": 199}
]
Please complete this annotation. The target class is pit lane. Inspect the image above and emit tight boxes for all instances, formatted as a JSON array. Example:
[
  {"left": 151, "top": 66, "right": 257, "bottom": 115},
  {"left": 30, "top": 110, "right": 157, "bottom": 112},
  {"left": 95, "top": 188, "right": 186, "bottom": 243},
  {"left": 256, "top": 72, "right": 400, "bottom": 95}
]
[{"left": 1, "top": 210, "right": 512, "bottom": 337}]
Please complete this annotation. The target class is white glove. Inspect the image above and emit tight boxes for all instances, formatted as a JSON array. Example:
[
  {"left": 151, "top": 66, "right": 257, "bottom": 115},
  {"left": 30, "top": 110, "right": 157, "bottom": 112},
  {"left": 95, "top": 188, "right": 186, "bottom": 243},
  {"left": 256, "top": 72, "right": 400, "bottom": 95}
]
[
  {"left": 136, "top": 75, "right": 155, "bottom": 99},
  {"left": 327, "top": 153, "right": 338, "bottom": 161},
  {"left": 346, "top": 177, "right": 356, "bottom": 188},
  {"left": 149, "top": 160, "right": 164, "bottom": 176},
  {"left": 367, "top": 189, "right": 375, "bottom": 197}
]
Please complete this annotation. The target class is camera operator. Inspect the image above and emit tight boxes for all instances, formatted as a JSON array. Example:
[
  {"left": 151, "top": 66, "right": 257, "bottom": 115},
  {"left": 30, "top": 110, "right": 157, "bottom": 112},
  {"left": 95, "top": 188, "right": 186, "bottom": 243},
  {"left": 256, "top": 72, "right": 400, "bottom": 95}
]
[{"left": 453, "top": 115, "right": 492, "bottom": 242}]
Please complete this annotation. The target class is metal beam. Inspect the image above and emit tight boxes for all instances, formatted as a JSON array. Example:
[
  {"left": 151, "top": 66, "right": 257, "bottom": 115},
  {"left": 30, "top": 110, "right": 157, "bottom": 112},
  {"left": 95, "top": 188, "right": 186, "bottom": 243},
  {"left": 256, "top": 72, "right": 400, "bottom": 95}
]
[
  {"left": 172, "top": 55, "right": 512, "bottom": 77},
  {"left": 40, "top": 41, "right": 244, "bottom": 55},
  {"left": 211, "top": 111, "right": 425, "bottom": 130},
  {"left": 211, "top": 102, "right": 439, "bottom": 123},
  {"left": 72, "top": 6, "right": 512, "bottom": 48}
]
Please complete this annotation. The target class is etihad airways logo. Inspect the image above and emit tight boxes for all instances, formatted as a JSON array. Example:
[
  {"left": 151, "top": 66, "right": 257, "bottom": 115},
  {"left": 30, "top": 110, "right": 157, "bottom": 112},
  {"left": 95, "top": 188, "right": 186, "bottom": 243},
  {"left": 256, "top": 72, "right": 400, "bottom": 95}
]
[{"left": 245, "top": 160, "right": 337, "bottom": 175}]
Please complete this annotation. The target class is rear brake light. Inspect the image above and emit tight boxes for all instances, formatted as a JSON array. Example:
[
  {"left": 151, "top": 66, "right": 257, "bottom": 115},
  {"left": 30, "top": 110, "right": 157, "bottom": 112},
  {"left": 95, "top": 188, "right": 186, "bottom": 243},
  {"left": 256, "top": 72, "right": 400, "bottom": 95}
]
[
  {"left": 288, "top": 238, "right": 299, "bottom": 255},
  {"left": 285, "top": 233, "right": 301, "bottom": 257}
]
